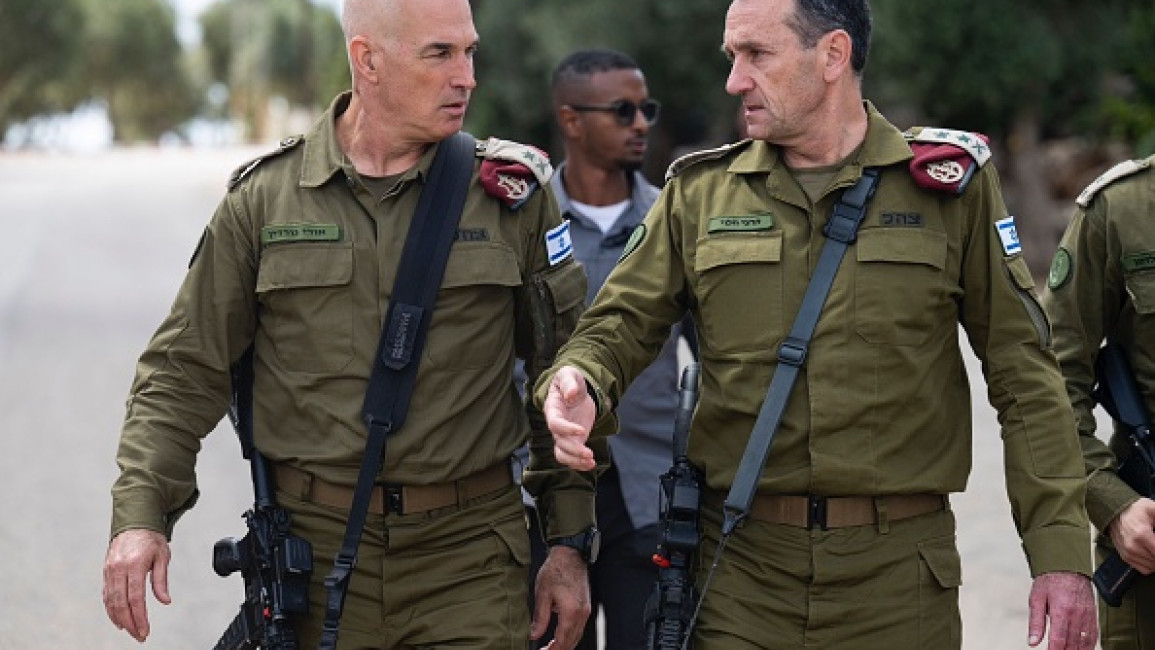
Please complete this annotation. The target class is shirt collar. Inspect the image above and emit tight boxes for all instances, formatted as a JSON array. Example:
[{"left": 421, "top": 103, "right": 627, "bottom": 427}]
[{"left": 298, "top": 91, "right": 442, "bottom": 189}]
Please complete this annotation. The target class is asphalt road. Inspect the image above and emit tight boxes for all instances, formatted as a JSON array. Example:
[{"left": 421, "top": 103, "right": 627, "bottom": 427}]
[{"left": 0, "top": 147, "right": 1108, "bottom": 649}]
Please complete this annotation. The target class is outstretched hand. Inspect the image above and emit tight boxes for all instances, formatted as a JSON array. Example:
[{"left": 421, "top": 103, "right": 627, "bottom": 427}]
[{"left": 542, "top": 366, "right": 598, "bottom": 471}]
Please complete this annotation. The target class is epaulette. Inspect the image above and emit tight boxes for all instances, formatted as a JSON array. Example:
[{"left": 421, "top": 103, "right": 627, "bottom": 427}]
[
  {"left": 227, "top": 135, "right": 304, "bottom": 191},
  {"left": 665, "top": 139, "right": 752, "bottom": 184},
  {"left": 903, "top": 127, "right": 991, "bottom": 195},
  {"left": 1076, "top": 156, "right": 1154, "bottom": 207},
  {"left": 903, "top": 127, "right": 991, "bottom": 167},
  {"left": 476, "top": 137, "right": 552, "bottom": 210},
  {"left": 476, "top": 137, "right": 552, "bottom": 186}
]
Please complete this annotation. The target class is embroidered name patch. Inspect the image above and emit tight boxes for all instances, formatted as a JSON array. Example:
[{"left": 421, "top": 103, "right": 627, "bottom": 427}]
[
  {"left": 881, "top": 212, "right": 923, "bottom": 227},
  {"left": 546, "top": 220, "right": 573, "bottom": 266},
  {"left": 1123, "top": 251, "right": 1155, "bottom": 273},
  {"left": 261, "top": 223, "right": 341, "bottom": 246},
  {"left": 707, "top": 214, "right": 774, "bottom": 233},
  {"left": 995, "top": 216, "right": 1021, "bottom": 255},
  {"left": 454, "top": 228, "right": 490, "bottom": 242}
]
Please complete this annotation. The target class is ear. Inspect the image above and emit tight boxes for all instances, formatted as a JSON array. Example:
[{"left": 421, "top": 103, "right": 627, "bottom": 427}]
[
  {"left": 821, "top": 29, "right": 853, "bottom": 82},
  {"left": 349, "top": 36, "right": 378, "bottom": 82},
  {"left": 557, "top": 106, "right": 584, "bottom": 140}
]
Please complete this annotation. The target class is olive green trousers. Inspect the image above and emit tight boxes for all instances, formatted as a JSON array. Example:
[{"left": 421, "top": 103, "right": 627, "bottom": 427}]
[
  {"left": 279, "top": 484, "right": 531, "bottom": 649},
  {"left": 1097, "top": 542, "right": 1155, "bottom": 650},
  {"left": 692, "top": 504, "right": 962, "bottom": 649}
]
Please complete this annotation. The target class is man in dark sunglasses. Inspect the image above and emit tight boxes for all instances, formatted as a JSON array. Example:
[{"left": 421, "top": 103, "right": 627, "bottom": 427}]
[{"left": 522, "top": 48, "right": 694, "bottom": 650}]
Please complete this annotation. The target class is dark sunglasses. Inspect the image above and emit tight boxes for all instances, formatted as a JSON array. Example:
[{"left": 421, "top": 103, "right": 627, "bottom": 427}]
[{"left": 568, "top": 98, "right": 661, "bottom": 126}]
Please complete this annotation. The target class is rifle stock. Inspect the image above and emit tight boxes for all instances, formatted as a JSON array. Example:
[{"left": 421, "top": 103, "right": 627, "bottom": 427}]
[{"left": 1091, "top": 342, "right": 1154, "bottom": 607}]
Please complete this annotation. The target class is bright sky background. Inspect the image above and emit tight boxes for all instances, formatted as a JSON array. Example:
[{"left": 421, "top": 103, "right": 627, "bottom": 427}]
[{"left": 172, "top": 0, "right": 344, "bottom": 45}]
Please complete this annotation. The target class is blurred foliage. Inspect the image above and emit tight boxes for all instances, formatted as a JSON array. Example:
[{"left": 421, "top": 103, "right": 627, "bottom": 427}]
[
  {"left": 0, "top": 0, "right": 199, "bottom": 141},
  {"left": 200, "top": 0, "right": 347, "bottom": 139},
  {"left": 0, "top": 0, "right": 88, "bottom": 131},
  {"left": 3, "top": 0, "right": 1154, "bottom": 158},
  {"left": 82, "top": 0, "right": 201, "bottom": 141}
]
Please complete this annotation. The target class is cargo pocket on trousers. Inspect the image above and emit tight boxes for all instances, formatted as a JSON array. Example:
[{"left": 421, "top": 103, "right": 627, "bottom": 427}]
[
  {"left": 918, "top": 535, "right": 962, "bottom": 646},
  {"left": 492, "top": 508, "right": 532, "bottom": 568}
]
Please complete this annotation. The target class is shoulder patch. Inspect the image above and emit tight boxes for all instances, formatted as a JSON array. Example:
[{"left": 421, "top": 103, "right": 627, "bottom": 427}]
[
  {"left": 476, "top": 137, "right": 552, "bottom": 186},
  {"left": 228, "top": 135, "right": 303, "bottom": 191},
  {"left": 665, "top": 139, "right": 753, "bottom": 184},
  {"left": 903, "top": 127, "right": 991, "bottom": 167},
  {"left": 1076, "top": 157, "right": 1154, "bottom": 208}
]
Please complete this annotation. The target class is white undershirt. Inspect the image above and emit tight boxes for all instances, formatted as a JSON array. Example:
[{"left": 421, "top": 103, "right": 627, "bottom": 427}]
[{"left": 570, "top": 198, "right": 630, "bottom": 234}]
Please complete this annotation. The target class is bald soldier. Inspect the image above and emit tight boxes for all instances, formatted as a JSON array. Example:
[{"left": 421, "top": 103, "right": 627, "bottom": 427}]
[
  {"left": 1044, "top": 155, "right": 1155, "bottom": 649},
  {"left": 530, "top": 0, "right": 1098, "bottom": 648},
  {"left": 101, "top": 0, "right": 593, "bottom": 648}
]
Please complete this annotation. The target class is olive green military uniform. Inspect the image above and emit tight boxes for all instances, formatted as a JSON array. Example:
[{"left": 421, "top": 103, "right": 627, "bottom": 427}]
[
  {"left": 1043, "top": 155, "right": 1155, "bottom": 650},
  {"left": 531, "top": 103, "right": 1091, "bottom": 649},
  {"left": 110, "top": 92, "right": 592, "bottom": 648}
]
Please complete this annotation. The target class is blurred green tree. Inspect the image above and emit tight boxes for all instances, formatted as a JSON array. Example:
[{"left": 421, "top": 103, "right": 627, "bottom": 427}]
[
  {"left": 199, "top": 0, "right": 347, "bottom": 140},
  {"left": 865, "top": 0, "right": 1135, "bottom": 274},
  {"left": 0, "top": 0, "right": 88, "bottom": 132},
  {"left": 82, "top": 0, "right": 201, "bottom": 142}
]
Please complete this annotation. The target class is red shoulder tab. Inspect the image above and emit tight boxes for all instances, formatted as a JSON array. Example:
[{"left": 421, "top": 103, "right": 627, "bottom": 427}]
[{"left": 905, "top": 127, "right": 991, "bottom": 195}]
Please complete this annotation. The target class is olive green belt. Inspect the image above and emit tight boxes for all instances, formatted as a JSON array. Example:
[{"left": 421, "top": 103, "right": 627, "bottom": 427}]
[
  {"left": 274, "top": 462, "right": 513, "bottom": 516},
  {"left": 708, "top": 490, "right": 947, "bottom": 530}
]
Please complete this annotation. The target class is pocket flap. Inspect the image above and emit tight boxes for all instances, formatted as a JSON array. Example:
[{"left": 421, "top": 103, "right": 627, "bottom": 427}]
[
  {"left": 919, "top": 536, "right": 962, "bottom": 589},
  {"left": 857, "top": 229, "right": 947, "bottom": 270},
  {"left": 442, "top": 243, "right": 522, "bottom": 289},
  {"left": 1126, "top": 270, "right": 1155, "bottom": 314},
  {"left": 256, "top": 243, "right": 353, "bottom": 291},
  {"left": 695, "top": 233, "right": 783, "bottom": 273}
]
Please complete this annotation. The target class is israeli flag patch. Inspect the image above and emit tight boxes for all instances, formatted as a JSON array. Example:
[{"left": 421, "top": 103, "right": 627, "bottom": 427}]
[
  {"left": 546, "top": 220, "right": 573, "bottom": 266},
  {"left": 995, "top": 216, "right": 1021, "bottom": 255}
]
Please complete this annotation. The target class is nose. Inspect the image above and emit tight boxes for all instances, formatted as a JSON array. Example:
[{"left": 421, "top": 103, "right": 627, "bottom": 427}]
[
  {"left": 631, "top": 105, "right": 651, "bottom": 132},
  {"left": 725, "top": 60, "right": 751, "bottom": 96},
  {"left": 455, "top": 55, "right": 477, "bottom": 91}
]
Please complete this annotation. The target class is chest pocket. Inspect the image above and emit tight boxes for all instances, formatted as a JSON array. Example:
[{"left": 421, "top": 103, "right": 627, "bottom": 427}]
[
  {"left": 425, "top": 242, "right": 523, "bottom": 369},
  {"left": 1126, "top": 270, "right": 1155, "bottom": 315},
  {"left": 694, "top": 232, "right": 783, "bottom": 356},
  {"left": 256, "top": 242, "right": 355, "bottom": 372},
  {"left": 854, "top": 228, "right": 948, "bottom": 346}
]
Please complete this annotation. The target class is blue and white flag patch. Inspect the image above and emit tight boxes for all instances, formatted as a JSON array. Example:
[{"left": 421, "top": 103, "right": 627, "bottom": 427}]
[
  {"left": 995, "top": 216, "right": 1021, "bottom": 255},
  {"left": 546, "top": 220, "right": 573, "bottom": 266}
]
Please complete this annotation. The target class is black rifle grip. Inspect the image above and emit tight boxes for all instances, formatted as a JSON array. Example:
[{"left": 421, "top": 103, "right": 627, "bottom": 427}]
[{"left": 1094, "top": 549, "right": 1138, "bottom": 608}]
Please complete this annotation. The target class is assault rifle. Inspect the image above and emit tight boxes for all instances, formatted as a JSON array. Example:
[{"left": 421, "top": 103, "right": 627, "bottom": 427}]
[
  {"left": 212, "top": 349, "right": 313, "bottom": 649},
  {"left": 1091, "top": 342, "right": 1155, "bottom": 607},
  {"left": 645, "top": 362, "right": 703, "bottom": 650}
]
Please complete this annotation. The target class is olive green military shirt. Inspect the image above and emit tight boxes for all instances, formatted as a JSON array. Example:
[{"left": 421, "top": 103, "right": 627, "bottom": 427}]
[
  {"left": 112, "top": 93, "right": 593, "bottom": 540},
  {"left": 534, "top": 102, "right": 1091, "bottom": 577},
  {"left": 1043, "top": 155, "right": 1155, "bottom": 532}
]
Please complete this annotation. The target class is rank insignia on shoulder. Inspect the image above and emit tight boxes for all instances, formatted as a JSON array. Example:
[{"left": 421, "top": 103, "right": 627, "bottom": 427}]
[
  {"left": 665, "top": 139, "right": 753, "bottom": 183},
  {"left": 904, "top": 127, "right": 991, "bottom": 195},
  {"left": 1076, "top": 156, "right": 1154, "bottom": 208},
  {"left": 227, "top": 135, "right": 303, "bottom": 191},
  {"left": 477, "top": 137, "right": 552, "bottom": 211}
]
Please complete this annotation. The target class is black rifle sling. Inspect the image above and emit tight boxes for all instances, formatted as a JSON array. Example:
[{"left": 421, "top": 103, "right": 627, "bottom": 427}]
[
  {"left": 721, "top": 168, "right": 881, "bottom": 535},
  {"left": 320, "top": 131, "right": 477, "bottom": 650}
]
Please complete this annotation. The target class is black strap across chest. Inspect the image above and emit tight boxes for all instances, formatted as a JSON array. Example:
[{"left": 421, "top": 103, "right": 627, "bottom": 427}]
[
  {"left": 722, "top": 168, "right": 881, "bottom": 535},
  {"left": 319, "top": 131, "right": 476, "bottom": 649}
]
